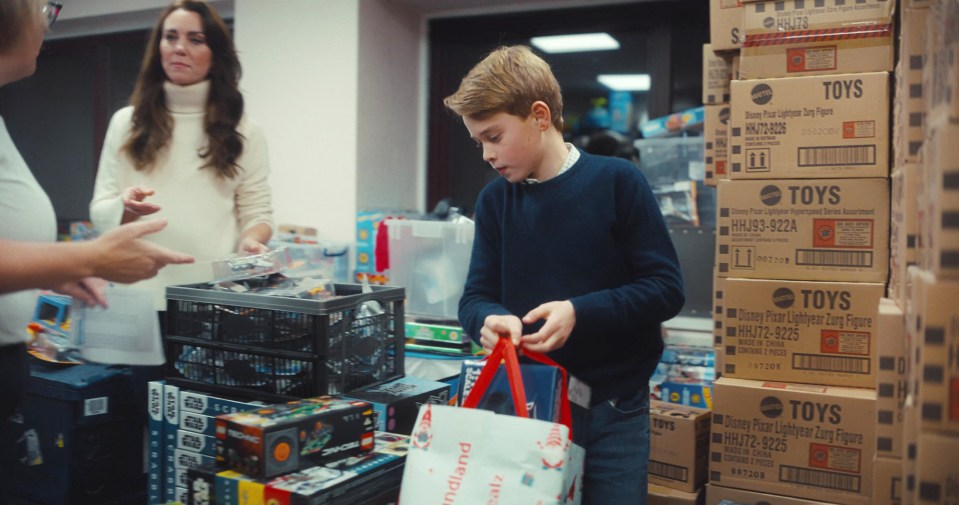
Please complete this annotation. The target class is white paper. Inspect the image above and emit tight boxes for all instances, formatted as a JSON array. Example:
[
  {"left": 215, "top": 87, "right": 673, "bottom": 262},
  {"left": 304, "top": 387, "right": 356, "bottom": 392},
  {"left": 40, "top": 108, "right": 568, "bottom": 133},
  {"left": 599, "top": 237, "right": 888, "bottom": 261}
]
[{"left": 71, "top": 285, "right": 164, "bottom": 365}]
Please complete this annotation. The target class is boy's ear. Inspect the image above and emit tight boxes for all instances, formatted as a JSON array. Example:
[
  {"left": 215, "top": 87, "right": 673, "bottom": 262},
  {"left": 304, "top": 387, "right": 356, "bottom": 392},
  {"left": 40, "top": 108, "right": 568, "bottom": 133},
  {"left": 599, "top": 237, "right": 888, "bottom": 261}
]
[{"left": 530, "top": 101, "right": 551, "bottom": 129}]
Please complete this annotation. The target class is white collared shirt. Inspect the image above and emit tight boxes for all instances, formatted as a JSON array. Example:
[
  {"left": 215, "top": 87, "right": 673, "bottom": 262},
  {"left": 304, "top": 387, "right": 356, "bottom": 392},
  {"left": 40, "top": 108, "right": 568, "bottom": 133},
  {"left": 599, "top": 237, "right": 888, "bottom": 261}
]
[{"left": 524, "top": 143, "right": 580, "bottom": 185}]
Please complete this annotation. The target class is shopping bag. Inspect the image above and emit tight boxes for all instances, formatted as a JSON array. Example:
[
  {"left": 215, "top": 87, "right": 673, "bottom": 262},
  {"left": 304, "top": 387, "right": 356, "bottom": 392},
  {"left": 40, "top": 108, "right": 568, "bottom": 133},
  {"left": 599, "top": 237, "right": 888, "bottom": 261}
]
[
  {"left": 399, "top": 338, "right": 584, "bottom": 504},
  {"left": 457, "top": 358, "right": 565, "bottom": 423}
]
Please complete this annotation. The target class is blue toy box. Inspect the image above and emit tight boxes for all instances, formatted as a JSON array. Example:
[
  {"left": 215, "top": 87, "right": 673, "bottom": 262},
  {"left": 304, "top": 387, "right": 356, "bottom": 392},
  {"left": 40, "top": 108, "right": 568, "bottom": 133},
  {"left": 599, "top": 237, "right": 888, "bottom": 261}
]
[{"left": 456, "top": 360, "right": 563, "bottom": 423}]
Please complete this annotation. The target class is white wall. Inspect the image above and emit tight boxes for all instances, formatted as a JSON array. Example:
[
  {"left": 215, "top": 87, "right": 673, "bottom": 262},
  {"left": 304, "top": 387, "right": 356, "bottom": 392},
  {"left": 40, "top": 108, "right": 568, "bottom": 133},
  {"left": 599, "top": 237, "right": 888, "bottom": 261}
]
[
  {"left": 234, "top": 0, "right": 361, "bottom": 244},
  {"left": 357, "top": 0, "right": 423, "bottom": 213}
]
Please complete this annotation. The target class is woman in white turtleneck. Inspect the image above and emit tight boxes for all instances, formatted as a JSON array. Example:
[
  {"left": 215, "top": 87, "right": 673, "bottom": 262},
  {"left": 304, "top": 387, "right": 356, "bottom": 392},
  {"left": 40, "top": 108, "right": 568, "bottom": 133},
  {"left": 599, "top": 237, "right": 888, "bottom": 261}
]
[{"left": 90, "top": 0, "right": 274, "bottom": 309}]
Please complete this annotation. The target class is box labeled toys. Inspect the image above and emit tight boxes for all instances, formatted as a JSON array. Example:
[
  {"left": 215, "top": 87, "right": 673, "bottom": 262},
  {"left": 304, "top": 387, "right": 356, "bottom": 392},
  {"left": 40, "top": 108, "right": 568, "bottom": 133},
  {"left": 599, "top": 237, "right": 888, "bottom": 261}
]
[{"left": 215, "top": 396, "right": 375, "bottom": 479}]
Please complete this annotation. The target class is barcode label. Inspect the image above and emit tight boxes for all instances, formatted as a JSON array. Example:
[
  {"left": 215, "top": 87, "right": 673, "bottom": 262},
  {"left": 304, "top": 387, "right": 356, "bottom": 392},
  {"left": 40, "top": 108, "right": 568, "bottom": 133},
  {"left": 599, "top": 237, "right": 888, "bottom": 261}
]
[
  {"left": 792, "top": 354, "right": 870, "bottom": 374},
  {"left": 649, "top": 460, "right": 689, "bottom": 482},
  {"left": 780, "top": 465, "right": 861, "bottom": 492},
  {"left": 798, "top": 146, "right": 876, "bottom": 167},
  {"left": 796, "top": 249, "right": 874, "bottom": 267},
  {"left": 84, "top": 397, "right": 108, "bottom": 416}
]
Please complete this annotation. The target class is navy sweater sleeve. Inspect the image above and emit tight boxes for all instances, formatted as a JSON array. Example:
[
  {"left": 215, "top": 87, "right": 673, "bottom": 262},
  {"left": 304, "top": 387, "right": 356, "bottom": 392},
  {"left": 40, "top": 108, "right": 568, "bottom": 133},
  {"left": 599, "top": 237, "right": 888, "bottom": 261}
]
[{"left": 458, "top": 152, "right": 685, "bottom": 401}]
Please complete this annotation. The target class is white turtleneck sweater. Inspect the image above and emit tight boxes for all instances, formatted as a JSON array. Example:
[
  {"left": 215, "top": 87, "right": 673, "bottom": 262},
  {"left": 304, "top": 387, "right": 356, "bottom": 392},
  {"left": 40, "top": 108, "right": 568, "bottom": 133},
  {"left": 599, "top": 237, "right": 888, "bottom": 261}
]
[{"left": 90, "top": 80, "right": 274, "bottom": 309}]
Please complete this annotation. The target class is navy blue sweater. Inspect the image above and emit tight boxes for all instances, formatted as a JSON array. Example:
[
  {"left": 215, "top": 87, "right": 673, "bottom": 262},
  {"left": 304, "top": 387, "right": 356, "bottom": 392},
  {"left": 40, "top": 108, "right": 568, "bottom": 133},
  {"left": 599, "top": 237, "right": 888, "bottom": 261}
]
[{"left": 458, "top": 151, "right": 685, "bottom": 403}]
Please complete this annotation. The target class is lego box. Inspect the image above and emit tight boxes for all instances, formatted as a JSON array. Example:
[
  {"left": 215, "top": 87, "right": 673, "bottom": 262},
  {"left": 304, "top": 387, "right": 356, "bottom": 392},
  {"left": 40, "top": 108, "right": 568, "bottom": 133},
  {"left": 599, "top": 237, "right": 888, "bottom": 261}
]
[
  {"left": 739, "top": 0, "right": 894, "bottom": 80},
  {"left": 709, "top": 377, "right": 876, "bottom": 505},
  {"left": 649, "top": 400, "right": 711, "bottom": 492},
  {"left": 716, "top": 178, "right": 889, "bottom": 282},
  {"left": 215, "top": 396, "right": 375, "bottom": 479},
  {"left": 729, "top": 72, "right": 890, "bottom": 180},
  {"left": 344, "top": 375, "right": 451, "bottom": 435},
  {"left": 721, "top": 278, "right": 885, "bottom": 388}
]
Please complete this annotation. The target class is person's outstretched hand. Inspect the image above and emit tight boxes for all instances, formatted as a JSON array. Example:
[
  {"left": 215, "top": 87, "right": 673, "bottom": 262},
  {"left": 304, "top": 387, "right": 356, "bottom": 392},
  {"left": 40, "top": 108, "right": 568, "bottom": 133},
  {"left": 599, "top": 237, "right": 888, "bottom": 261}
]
[
  {"left": 520, "top": 300, "right": 576, "bottom": 353},
  {"left": 87, "top": 219, "right": 194, "bottom": 283},
  {"left": 54, "top": 277, "right": 108, "bottom": 308},
  {"left": 237, "top": 236, "right": 269, "bottom": 254},
  {"left": 120, "top": 185, "right": 161, "bottom": 223}
]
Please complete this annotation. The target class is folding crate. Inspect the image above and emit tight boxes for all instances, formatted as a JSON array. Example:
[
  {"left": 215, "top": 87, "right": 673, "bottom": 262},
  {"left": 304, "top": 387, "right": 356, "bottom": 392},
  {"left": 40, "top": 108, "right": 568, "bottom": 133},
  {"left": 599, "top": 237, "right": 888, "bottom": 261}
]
[{"left": 163, "top": 283, "right": 405, "bottom": 402}]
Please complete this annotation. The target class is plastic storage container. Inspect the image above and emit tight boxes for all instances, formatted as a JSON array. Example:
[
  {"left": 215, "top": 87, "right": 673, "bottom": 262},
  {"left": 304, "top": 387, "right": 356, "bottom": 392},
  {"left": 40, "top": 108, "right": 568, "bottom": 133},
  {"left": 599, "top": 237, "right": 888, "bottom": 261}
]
[
  {"left": 269, "top": 235, "right": 352, "bottom": 282},
  {"left": 385, "top": 219, "right": 474, "bottom": 320},
  {"left": 634, "top": 136, "right": 705, "bottom": 185},
  {"left": 11, "top": 363, "right": 143, "bottom": 505},
  {"left": 163, "top": 282, "right": 405, "bottom": 402}
]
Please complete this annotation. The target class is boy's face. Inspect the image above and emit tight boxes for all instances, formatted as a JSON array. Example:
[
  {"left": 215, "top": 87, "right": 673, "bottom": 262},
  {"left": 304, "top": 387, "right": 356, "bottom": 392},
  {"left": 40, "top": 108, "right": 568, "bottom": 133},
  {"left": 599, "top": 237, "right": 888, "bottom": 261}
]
[{"left": 463, "top": 111, "right": 545, "bottom": 184}]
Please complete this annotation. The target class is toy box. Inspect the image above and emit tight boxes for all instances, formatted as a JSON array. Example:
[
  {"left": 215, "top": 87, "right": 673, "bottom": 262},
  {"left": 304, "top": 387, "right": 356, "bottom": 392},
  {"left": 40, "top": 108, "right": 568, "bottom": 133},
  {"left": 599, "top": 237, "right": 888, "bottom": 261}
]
[
  {"left": 10, "top": 363, "right": 142, "bottom": 505},
  {"left": 657, "top": 378, "right": 712, "bottom": 409},
  {"left": 344, "top": 375, "right": 451, "bottom": 434},
  {"left": 215, "top": 396, "right": 375, "bottom": 479},
  {"left": 164, "top": 282, "right": 405, "bottom": 401},
  {"left": 457, "top": 360, "right": 563, "bottom": 423},
  {"left": 649, "top": 400, "right": 711, "bottom": 493},
  {"left": 270, "top": 234, "right": 352, "bottom": 282}
]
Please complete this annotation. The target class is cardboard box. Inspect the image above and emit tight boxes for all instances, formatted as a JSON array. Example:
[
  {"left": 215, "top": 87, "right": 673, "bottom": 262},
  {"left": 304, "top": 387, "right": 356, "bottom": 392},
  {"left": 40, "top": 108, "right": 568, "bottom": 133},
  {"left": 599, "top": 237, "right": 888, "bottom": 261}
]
[
  {"left": 902, "top": 393, "right": 919, "bottom": 505},
  {"left": 716, "top": 178, "right": 890, "bottom": 282},
  {"left": 649, "top": 400, "right": 711, "bottom": 492},
  {"left": 739, "top": 0, "right": 894, "bottom": 79},
  {"left": 729, "top": 72, "right": 890, "bottom": 180},
  {"left": 914, "top": 274, "right": 959, "bottom": 434},
  {"left": 894, "top": 8, "right": 928, "bottom": 167},
  {"left": 648, "top": 483, "right": 703, "bottom": 505},
  {"left": 876, "top": 301, "right": 907, "bottom": 459},
  {"left": 344, "top": 375, "right": 451, "bottom": 435},
  {"left": 709, "top": 377, "right": 876, "bottom": 505},
  {"left": 915, "top": 432, "right": 959, "bottom": 505},
  {"left": 871, "top": 455, "right": 903, "bottom": 505},
  {"left": 706, "top": 484, "right": 840, "bottom": 504},
  {"left": 924, "top": 0, "right": 959, "bottom": 123},
  {"left": 705, "top": 104, "right": 731, "bottom": 187},
  {"left": 919, "top": 120, "right": 959, "bottom": 278},
  {"left": 721, "top": 278, "right": 884, "bottom": 388},
  {"left": 215, "top": 396, "right": 375, "bottom": 479},
  {"left": 710, "top": 0, "right": 743, "bottom": 52},
  {"left": 889, "top": 166, "right": 920, "bottom": 306},
  {"left": 713, "top": 272, "right": 726, "bottom": 347},
  {"left": 703, "top": 44, "right": 733, "bottom": 105}
]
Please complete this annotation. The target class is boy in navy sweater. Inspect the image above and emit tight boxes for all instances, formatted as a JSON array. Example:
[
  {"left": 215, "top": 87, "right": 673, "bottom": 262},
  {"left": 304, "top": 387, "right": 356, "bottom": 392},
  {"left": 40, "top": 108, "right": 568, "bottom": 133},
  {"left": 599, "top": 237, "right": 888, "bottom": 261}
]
[{"left": 447, "top": 45, "right": 685, "bottom": 504}]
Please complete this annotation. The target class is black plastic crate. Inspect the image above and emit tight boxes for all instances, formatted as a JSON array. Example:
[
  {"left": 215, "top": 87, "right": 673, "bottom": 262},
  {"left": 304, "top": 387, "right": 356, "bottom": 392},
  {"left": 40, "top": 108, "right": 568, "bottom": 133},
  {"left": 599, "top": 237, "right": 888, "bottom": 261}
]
[{"left": 163, "top": 282, "right": 405, "bottom": 401}]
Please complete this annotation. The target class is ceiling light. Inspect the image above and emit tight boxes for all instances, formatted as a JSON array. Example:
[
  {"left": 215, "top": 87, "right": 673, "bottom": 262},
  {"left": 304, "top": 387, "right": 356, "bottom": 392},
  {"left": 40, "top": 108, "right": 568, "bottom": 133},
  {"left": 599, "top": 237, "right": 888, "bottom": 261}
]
[
  {"left": 597, "top": 74, "right": 651, "bottom": 92},
  {"left": 530, "top": 33, "right": 620, "bottom": 54}
]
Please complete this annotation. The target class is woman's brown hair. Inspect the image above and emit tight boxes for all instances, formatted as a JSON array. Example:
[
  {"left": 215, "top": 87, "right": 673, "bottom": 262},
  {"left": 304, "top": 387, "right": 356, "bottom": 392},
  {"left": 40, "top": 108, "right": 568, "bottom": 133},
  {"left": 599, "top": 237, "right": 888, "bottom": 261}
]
[{"left": 123, "top": 0, "right": 244, "bottom": 178}]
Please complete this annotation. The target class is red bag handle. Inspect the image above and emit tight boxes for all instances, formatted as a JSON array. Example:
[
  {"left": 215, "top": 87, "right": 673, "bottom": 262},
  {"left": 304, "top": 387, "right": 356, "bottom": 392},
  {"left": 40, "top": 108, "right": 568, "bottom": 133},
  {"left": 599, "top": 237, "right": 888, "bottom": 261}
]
[
  {"left": 461, "top": 338, "right": 574, "bottom": 439},
  {"left": 462, "top": 337, "right": 528, "bottom": 417}
]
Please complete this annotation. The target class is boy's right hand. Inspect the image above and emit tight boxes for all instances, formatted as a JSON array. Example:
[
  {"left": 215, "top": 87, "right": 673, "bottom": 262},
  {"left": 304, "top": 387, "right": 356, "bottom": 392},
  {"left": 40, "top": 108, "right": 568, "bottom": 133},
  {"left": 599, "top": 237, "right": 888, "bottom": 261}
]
[
  {"left": 88, "top": 219, "right": 195, "bottom": 283},
  {"left": 480, "top": 314, "right": 523, "bottom": 353}
]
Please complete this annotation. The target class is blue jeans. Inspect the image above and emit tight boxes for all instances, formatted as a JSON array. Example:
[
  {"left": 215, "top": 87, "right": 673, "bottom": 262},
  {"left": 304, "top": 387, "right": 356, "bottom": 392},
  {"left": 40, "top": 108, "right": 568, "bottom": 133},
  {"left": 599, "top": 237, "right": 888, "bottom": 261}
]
[{"left": 572, "top": 385, "right": 650, "bottom": 505}]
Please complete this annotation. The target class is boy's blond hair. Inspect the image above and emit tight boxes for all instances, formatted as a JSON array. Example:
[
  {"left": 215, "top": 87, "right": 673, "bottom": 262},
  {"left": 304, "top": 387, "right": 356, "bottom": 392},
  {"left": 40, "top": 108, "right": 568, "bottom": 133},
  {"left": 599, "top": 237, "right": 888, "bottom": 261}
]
[{"left": 444, "top": 45, "right": 564, "bottom": 130}]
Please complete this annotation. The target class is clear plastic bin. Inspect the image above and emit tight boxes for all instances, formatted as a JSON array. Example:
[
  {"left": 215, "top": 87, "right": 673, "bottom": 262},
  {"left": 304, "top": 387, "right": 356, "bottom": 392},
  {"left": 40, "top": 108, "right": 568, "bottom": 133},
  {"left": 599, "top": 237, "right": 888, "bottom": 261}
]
[
  {"left": 385, "top": 219, "right": 474, "bottom": 320},
  {"left": 634, "top": 136, "right": 705, "bottom": 185}
]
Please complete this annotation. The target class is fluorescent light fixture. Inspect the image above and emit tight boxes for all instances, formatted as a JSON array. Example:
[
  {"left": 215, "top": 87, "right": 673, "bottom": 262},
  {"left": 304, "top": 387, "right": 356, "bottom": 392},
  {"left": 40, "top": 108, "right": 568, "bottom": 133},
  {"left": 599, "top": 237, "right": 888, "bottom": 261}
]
[
  {"left": 597, "top": 74, "right": 651, "bottom": 92},
  {"left": 530, "top": 32, "right": 620, "bottom": 54}
]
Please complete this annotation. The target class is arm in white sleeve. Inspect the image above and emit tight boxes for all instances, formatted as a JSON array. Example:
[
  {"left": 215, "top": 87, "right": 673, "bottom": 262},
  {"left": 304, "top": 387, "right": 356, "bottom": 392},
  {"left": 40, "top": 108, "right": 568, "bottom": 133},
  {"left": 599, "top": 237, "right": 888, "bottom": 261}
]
[
  {"left": 234, "top": 118, "right": 274, "bottom": 239},
  {"left": 89, "top": 109, "right": 132, "bottom": 232}
]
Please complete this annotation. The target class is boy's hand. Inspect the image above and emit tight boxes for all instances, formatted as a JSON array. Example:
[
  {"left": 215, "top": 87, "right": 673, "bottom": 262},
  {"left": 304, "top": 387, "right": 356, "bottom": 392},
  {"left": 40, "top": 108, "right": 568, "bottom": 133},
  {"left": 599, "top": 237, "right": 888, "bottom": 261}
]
[
  {"left": 520, "top": 300, "right": 576, "bottom": 353},
  {"left": 480, "top": 314, "right": 523, "bottom": 353}
]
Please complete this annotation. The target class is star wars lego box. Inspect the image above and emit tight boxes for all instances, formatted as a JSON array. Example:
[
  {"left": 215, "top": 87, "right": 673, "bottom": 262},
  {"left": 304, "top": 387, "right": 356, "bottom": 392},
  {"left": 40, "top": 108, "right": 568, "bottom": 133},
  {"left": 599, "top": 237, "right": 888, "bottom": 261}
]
[
  {"left": 344, "top": 375, "right": 451, "bottom": 435},
  {"left": 709, "top": 377, "right": 876, "bottom": 505},
  {"left": 729, "top": 72, "right": 890, "bottom": 180},
  {"left": 720, "top": 278, "right": 885, "bottom": 388},
  {"left": 716, "top": 178, "right": 889, "bottom": 283},
  {"left": 215, "top": 396, "right": 375, "bottom": 479},
  {"left": 739, "top": 0, "right": 894, "bottom": 80}
]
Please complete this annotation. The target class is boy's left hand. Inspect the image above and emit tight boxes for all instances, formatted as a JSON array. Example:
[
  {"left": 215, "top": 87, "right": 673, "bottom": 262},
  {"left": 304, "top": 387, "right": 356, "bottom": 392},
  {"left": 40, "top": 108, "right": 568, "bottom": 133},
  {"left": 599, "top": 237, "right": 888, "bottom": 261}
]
[{"left": 520, "top": 300, "right": 575, "bottom": 353}]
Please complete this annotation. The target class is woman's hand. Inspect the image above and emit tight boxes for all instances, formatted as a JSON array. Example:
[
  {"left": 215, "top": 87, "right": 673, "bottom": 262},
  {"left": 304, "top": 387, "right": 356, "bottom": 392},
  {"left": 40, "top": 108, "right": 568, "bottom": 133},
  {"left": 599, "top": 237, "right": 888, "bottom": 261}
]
[
  {"left": 237, "top": 237, "right": 269, "bottom": 254},
  {"left": 53, "top": 277, "right": 108, "bottom": 308},
  {"left": 121, "top": 185, "right": 161, "bottom": 223}
]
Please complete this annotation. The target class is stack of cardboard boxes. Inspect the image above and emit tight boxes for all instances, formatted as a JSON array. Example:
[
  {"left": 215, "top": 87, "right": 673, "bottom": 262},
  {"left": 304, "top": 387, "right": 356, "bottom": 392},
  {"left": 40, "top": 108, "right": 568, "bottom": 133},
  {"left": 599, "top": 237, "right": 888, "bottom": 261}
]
[
  {"left": 897, "top": 1, "right": 959, "bottom": 504},
  {"left": 704, "top": 0, "right": 905, "bottom": 503}
]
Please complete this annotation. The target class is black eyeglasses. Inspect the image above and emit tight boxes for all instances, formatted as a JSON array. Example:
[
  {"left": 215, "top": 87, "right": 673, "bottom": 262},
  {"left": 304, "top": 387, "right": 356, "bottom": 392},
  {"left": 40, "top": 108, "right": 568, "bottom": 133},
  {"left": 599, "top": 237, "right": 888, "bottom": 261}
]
[{"left": 43, "top": 2, "right": 62, "bottom": 28}]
